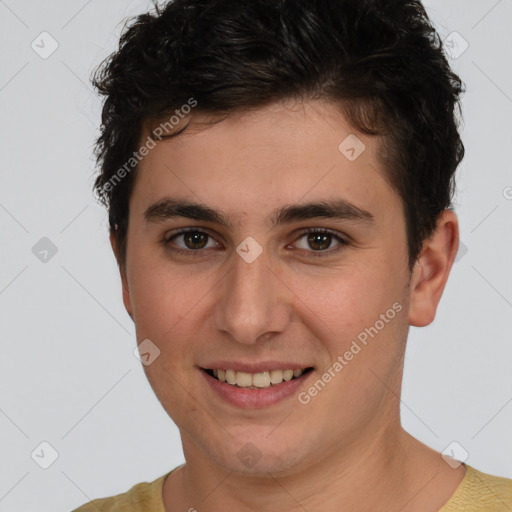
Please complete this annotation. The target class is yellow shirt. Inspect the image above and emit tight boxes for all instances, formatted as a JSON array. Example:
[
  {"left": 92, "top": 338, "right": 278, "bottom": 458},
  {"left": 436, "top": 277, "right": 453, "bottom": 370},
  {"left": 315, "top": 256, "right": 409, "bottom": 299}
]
[{"left": 72, "top": 464, "right": 512, "bottom": 511}]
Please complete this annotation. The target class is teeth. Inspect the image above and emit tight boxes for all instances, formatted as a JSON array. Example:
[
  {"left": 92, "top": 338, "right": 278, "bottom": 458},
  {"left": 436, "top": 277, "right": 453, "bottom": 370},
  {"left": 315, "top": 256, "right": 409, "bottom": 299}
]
[
  {"left": 237, "top": 371, "right": 253, "bottom": 387},
  {"left": 283, "top": 369, "right": 294, "bottom": 381},
  {"left": 270, "top": 369, "right": 284, "bottom": 384},
  {"left": 252, "top": 372, "right": 271, "bottom": 388},
  {"left": 213, "top": 368, "right": 307, "bottom": 388}
]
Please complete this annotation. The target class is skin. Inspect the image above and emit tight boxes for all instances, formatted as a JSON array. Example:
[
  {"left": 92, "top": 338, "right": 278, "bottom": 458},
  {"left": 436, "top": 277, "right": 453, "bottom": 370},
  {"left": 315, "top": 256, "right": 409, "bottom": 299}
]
[{"left": 111, "top": 99, "right": 464, "bottom": 511}]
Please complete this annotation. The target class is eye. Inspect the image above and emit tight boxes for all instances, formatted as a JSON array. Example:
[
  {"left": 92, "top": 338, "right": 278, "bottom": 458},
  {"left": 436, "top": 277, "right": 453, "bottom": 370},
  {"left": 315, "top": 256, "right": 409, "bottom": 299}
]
[
  {"left": 292, "top": 228, "right": 347, "bottom": 255},
  {"left": 162, "top": 227, "right": 348, "bottom": 257},
  {"left": 164, "top": 228, "right": 219, "bottom": 252}
]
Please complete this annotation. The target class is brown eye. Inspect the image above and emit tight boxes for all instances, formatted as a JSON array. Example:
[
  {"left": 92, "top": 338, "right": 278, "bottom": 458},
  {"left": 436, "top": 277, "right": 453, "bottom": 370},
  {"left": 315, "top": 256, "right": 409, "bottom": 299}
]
[
  {"left": 292, "top": 228, "right": 347, "bottom": 256},
  {"left": 165, "top": 229, "right": 218, "bottom": 252},
  {"left": 307, "top": 232, "right": 332, "bottom": 251},
  {"left": 183, "top": 231, "right": 209, "bottom": 250}
]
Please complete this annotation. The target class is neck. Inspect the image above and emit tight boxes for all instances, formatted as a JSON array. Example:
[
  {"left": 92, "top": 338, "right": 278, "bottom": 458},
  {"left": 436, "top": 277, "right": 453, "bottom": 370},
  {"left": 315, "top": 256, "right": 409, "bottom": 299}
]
[
  {"left": 162, "top": 358, "right": 465, "bottom": 512},
  {"left": 163, "top": 420, "right": 461, "bottom": 512}
]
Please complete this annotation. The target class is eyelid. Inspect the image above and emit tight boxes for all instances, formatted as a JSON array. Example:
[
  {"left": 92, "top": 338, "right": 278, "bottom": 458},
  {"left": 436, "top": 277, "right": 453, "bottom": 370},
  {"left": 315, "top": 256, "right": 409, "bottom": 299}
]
[
  {"left": 162, "top": 226, "right": 349, "bottom": 256},
  {"left": 164, "top": 226, "right": 219, "bottom": 239},
  {"left": 162, "top": 227, "right": 222, "bottom": 251},
  {"left": 289, "top": 227, "right": 349, "bottom": 256},
  {"left": 293, "top": 227, "right": 348, "bottom": 243}
]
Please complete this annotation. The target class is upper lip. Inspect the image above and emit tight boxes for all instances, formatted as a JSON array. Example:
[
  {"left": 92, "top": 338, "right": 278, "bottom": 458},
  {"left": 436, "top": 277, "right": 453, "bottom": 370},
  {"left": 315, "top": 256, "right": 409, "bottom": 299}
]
[{"left": 200, "top": 361, "right": 314, "bottom": 373}]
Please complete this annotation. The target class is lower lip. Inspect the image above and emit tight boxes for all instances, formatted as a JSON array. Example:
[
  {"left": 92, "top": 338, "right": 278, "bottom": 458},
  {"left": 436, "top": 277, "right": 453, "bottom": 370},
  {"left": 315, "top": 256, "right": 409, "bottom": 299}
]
[{"left": 201, "top": 369, "right": 314, "bottom": 409}]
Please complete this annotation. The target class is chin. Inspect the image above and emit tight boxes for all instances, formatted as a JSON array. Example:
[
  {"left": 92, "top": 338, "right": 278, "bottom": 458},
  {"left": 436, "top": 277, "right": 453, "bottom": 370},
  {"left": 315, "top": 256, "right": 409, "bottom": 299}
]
[{"left": 206, "top": 434, "right": 309, "bottom": 477}]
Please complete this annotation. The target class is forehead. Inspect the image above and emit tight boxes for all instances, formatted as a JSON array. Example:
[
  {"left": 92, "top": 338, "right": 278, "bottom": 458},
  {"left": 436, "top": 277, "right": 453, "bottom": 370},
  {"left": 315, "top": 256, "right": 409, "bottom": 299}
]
[
  {"left": 132, "top": 99, "right": 399, "bottom": 224},
  {"left": 145, "top": 99, "right": 377, "bottom": 156}
]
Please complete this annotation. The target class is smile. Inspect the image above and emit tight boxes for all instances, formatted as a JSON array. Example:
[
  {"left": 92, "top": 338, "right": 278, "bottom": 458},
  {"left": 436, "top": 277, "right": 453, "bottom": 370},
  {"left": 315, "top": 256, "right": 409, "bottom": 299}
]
[{"left": 203, "top": 368, "right": 314, "bottom": 389}]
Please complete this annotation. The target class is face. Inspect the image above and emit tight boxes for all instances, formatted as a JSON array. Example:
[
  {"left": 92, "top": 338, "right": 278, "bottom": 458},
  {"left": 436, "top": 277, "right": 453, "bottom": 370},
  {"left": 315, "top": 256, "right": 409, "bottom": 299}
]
[{"left": 118, "top": 99, "right": 417, "bottom": 476}]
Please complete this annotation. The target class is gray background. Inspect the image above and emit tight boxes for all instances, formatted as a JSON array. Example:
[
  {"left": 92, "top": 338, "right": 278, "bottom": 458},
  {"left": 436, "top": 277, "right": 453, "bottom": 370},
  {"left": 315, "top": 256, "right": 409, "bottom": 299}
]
[{"left": 0, "top": 0, "right": 511, "bottom": 510}]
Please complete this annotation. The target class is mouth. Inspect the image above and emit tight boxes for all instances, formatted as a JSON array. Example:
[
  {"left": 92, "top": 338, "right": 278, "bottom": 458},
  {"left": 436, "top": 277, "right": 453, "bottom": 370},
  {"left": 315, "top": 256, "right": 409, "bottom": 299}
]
[{"left": 202, "top": 367, "right": 314, "bottom": 389}]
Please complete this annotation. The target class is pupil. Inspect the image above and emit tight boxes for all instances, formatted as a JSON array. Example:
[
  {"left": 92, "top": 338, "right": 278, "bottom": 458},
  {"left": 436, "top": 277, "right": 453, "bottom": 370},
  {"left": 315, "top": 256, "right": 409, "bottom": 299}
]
[
  {"left": 185, "top": 232, "right": 208, "bottom": 249},
  {"left": 308, "top": 233, "right": 330, "bottom": 251}
]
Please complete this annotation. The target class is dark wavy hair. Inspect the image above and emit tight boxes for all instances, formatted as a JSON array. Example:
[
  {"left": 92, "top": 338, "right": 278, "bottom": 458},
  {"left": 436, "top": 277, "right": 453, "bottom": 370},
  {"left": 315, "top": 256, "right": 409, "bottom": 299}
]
[{"left": 91, "top": 0, "right": 465, "bottom": 272}]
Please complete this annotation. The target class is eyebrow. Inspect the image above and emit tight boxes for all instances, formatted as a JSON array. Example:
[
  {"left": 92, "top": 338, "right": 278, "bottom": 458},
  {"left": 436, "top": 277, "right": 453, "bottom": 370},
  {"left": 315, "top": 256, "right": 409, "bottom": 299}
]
[{"left": 143, "top": 197, "right": 375, "bottom": 228}]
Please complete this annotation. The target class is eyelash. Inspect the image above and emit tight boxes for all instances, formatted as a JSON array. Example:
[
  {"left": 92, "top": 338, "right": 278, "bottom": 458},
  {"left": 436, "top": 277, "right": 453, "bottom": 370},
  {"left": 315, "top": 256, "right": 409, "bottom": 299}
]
[{"left": 162, "top": 227, "right": 349, "bottom": 258}]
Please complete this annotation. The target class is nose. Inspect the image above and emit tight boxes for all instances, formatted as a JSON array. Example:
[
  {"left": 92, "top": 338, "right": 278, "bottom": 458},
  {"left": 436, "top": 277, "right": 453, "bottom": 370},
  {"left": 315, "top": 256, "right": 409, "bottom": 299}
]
[{"left": 213, "top": 247, "right": 291, "bottom": 345}]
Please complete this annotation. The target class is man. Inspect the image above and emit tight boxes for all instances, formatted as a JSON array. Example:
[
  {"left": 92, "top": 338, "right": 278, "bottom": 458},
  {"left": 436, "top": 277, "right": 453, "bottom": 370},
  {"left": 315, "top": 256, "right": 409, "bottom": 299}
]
[{"left": 74, "top": 0, "right": 512, "bottom": 510}]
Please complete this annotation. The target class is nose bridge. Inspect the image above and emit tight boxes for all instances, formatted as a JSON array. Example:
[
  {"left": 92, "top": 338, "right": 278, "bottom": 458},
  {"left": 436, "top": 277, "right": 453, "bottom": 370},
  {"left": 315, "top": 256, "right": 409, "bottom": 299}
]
[{"left": 214, "top": 248, "right": 288, "bottom": 344}]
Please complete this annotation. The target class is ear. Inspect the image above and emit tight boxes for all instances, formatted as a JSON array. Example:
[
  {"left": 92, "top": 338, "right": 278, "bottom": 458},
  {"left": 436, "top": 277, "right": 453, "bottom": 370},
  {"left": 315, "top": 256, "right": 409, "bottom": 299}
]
[
  {"left": 408, "top": 210, "right": 459, "bottom": 327},
  {"left": 110, "top": 231, "right": 134, "bottom": 321}
]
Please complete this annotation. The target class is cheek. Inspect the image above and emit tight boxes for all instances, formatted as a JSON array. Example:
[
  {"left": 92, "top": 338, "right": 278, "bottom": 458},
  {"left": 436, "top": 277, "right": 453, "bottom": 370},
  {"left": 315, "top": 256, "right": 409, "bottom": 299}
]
[
  {"left": 288, "top": 264, "right": 398, "bottom": 333},
  {"left": 127, "top": 249, "right": 200, "bottom": 333},
  {"left": 142, "top": 360, "right": 204, "bottom": 432},
  {"left": 286, "top": 262, "right": 409, "bottom": 384}
]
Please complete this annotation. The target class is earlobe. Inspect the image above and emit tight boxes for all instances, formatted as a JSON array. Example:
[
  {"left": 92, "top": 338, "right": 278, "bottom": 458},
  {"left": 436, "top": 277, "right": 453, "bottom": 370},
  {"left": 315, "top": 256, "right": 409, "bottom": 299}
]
[
  {"left": 109, "top": 231, "right": 134, "bottom": 321},
  {"left": 408, "top": 210, "right": 459, "bottom": 327}
]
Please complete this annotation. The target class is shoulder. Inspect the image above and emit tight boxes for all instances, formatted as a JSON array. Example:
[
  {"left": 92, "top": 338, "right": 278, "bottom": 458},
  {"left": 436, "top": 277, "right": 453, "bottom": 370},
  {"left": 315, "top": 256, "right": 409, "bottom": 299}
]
[
  {"left": 71, "top": 472, "right": 169, "bottom": 512},
  {"left": 441, "top": 464, "right": 512, "bottom": 511}
]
